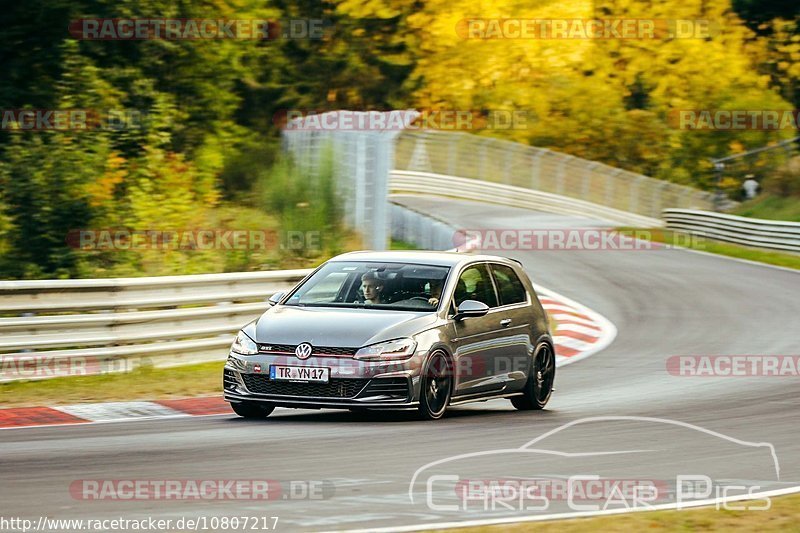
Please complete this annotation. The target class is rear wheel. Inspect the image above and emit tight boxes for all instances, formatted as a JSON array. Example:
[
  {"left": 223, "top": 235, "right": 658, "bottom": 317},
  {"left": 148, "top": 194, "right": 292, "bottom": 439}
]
[
  {"left": 231, "top": 401, "right": 275, "bottom": 419},
  {"left": 512, "top": 343, "right": 555, "bottom": 410},
  {"left": 418, "top": 351, "right": 452, "bottom": 420}
]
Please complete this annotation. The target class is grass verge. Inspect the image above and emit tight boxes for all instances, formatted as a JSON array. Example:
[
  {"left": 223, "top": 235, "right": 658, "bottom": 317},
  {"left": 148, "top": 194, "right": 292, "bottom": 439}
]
[
  {"left": 616, "top": 228, "right": 800, "bottom": 271},
  {"left": 0, "top": 240, "right": 422, "bottom": 409},
  {"left": 0, "top": 361, "right": 224, "bottom": 408},
  {"left": 390, "top": 238, "right": 420, "bottom": 250},
  {"left": 732, "top": 194, "right": 800, "bottom": 222},
  {"left": 444, "top": 493, "right": 800, "bottom": 532}
]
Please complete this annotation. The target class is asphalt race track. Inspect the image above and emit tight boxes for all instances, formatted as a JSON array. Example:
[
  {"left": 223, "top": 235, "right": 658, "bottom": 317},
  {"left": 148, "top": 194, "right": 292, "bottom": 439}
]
[{"left": 2, "top": 197, "right": 799, "bottom": 532}]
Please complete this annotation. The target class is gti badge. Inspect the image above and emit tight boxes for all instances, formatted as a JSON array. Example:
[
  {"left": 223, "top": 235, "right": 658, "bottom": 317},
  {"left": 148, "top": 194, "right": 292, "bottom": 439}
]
[{"left": 295, "top": 342, "right": 313, "bottom": 360}]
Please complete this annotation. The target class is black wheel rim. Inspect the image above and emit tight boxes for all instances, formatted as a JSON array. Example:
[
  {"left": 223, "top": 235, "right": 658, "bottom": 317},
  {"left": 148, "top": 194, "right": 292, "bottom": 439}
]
[
  {"left": 534, "top": 344, "right": 555, "bottom": 403},
  {"left": 425, "top": 353, "right": 451, "bottom": 415}
]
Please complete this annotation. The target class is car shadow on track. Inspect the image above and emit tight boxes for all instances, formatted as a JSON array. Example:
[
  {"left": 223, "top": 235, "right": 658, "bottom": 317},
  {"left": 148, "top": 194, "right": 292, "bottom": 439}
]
[{"left": 224, "top": 405, "right": 559, "bottom": 424}]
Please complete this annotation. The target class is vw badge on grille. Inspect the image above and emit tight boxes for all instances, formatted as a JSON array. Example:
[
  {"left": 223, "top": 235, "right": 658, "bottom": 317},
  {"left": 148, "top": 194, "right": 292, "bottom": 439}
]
[{"left": 295, "top": 342, "right": 313, "bottom": 359}]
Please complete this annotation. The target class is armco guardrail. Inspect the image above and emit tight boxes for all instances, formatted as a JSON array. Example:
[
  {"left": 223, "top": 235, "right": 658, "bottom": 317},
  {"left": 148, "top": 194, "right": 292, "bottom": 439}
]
[
  {"left": 390, "top": 201, "right": 463, "bottom": 250},
  {"left": 394, "top": 130, "right": 716, "bottom": 219},
  {"left": 390, "top": 170, "right": 664, "bottom": 227},
  {"left": 663, "top": 209, "right": 800, "bottom": 252},
  {"left": 1, "top": 206, "right": 463, "bottom": 383},
  {"left": 0, "top": 270, "right": 312, "bottom": 382},
  {"left": 282, "top": 117, "right": 715, "bottom": 247}
]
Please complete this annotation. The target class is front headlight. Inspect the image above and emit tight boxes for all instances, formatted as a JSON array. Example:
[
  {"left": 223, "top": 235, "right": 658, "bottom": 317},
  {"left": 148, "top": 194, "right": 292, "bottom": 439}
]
[
  {"left": 231, "top": 330, "right": 258, "bottom": 355},
  {"left": 354, "top": 338, "right": 417, "bottom": 361}
]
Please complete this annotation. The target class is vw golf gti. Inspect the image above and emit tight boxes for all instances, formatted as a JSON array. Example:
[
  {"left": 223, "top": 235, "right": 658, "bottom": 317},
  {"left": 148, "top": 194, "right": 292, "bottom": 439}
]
[{"left": 224, "top": 251, "right": 555, "bottom": 419}]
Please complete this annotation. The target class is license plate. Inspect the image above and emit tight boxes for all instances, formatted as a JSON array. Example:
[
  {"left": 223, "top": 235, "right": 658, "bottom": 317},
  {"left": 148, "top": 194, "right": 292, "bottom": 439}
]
[{"left": 270, "top": 365, "right": 330, "bottom": 383}]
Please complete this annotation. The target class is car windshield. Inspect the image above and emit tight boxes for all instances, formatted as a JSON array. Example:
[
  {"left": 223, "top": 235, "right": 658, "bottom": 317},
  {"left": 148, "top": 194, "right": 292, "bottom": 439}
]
[{"left": 284, "top": 261, "right": 451, "bottom": 311}]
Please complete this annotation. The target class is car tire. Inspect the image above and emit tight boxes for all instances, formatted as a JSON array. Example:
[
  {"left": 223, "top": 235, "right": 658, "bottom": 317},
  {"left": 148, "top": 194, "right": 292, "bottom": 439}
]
[
  {"left": 231, "top": 401, "right": 275, "bottom": 419},
  {"left": 418, "top": 350, "right": 452, "bottom": 420},
  {"left": 512, "top": 342, "right": 555, "bottom": 411}
]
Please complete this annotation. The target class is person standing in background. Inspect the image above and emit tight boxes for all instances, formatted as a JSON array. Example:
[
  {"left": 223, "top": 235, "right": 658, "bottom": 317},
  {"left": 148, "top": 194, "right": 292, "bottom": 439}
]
[{"left": 742, "top": 175, "right": 760, "bottom": 200}]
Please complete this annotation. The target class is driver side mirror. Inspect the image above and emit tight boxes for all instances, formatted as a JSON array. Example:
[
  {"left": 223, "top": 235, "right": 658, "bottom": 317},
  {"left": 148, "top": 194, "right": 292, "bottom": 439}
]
[
  {"left": 453, "top": 299, "right": 489, "bottom": 320},
  {"left": 267, "top": 292, "right": 285, "bottom": 306}
]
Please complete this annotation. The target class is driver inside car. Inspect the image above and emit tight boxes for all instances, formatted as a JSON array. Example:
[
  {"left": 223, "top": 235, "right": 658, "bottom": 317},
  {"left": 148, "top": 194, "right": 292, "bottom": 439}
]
[{"left": 360, "top": 272, "right": 387, "bottom": 305}]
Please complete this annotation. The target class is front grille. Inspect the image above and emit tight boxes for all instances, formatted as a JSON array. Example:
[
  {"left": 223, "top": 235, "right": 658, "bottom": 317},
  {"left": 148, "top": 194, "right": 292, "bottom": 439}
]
[
  {"left": 242, "top": 374, "right": 368, "bottom": 398},
  {"left": 258, "top": 344, "right": 358, "bottom": 356},
  {"left": 358, "top": 377, "right": 410, "bottom": 400}
]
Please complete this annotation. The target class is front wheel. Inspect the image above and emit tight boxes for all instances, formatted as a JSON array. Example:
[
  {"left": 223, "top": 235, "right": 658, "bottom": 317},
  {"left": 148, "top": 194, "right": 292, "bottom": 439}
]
[
  {"left": 512, "top": 343, "right": 555, "bottom": 410},
  {"left": 231, "top": 401, "right": 275, "bottom": 419},
  {"left": 418, "top": 351, "right": 452, "bottom": 420}
]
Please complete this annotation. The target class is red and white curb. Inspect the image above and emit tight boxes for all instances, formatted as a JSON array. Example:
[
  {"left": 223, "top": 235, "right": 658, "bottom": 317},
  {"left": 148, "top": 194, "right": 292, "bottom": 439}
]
[
  {"left": 0, "top": 397, "right": 232, "bottom": 429},
  {"left": 0, "top": 286, "right": 615, "bottom": 430},
  {"left": 534, "top": 284, "right": 617, "bottom": 367}
]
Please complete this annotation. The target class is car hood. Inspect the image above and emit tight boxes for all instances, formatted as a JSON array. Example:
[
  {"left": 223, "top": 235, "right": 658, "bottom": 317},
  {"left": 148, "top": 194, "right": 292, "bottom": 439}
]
[{"left": 251, "top": 305, "right": 439, "bottom": 348}]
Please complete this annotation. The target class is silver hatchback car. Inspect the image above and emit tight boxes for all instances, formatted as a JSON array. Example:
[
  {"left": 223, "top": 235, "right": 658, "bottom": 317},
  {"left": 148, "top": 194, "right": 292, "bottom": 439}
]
[{"left": 224, "top": 251, "right": 555, "bottom": 420}]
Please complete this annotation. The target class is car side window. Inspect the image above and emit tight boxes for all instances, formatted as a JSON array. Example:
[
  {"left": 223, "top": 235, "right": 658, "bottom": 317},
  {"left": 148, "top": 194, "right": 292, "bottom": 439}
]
[
  {"left": 455, "top": 264, "right": 499, "bottom": 308},
  {"left": 491, "top": 264, "right": 528, "bottom": 305}
]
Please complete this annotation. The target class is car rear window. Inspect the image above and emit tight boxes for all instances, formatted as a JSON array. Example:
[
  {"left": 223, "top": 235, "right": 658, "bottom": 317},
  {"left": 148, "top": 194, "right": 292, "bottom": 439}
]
[{"left": 491, "top": 264, "right": 528, "bottom": 305}]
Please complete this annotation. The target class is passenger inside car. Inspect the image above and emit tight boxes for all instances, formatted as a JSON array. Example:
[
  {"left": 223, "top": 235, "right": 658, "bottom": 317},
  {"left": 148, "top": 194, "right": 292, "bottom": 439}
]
[
  {"left": 427, "top": 278, "right": 444, "bottom": 307},
  {"left": 454, "top": 278, "right": 468, "bottom": 305}
]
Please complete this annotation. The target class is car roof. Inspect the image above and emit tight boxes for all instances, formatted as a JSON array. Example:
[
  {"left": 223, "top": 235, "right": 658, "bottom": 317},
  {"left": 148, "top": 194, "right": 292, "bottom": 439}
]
[{"left": 329, "top": 250, "right": 521, "bottom": 268}]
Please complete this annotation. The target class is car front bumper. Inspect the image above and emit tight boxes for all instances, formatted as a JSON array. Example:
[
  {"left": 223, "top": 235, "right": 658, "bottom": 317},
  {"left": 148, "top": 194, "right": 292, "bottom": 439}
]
[{"left": 223, "top": 352, "right": 422, "bottom": 409}]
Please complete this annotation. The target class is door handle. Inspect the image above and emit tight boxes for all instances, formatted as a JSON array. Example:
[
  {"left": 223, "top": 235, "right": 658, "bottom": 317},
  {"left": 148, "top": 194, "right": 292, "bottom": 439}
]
[{"left": 500, "top": 318, "right": 512, "bottom": 327}]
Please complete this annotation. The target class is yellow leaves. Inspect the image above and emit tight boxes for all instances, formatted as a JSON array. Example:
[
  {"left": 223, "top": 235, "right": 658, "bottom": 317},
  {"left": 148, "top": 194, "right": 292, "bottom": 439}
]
[
  {"left": 125, "top": 148, "right": 216, "bottom": 233},
  {"left": 85, "top": 152, "right": 127, "bottom": 208},
  {"left": 729, "top": 141, "right": 746, "bottom": 154},
  {"left": 335, "top": 0, "right": 414, "bottom": 19},
  {"left": 719, "top": 176, "right": 741, "bottom": 193},
  {"left": 400, "top": 0, "right": 796, "bottom": 184}
]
